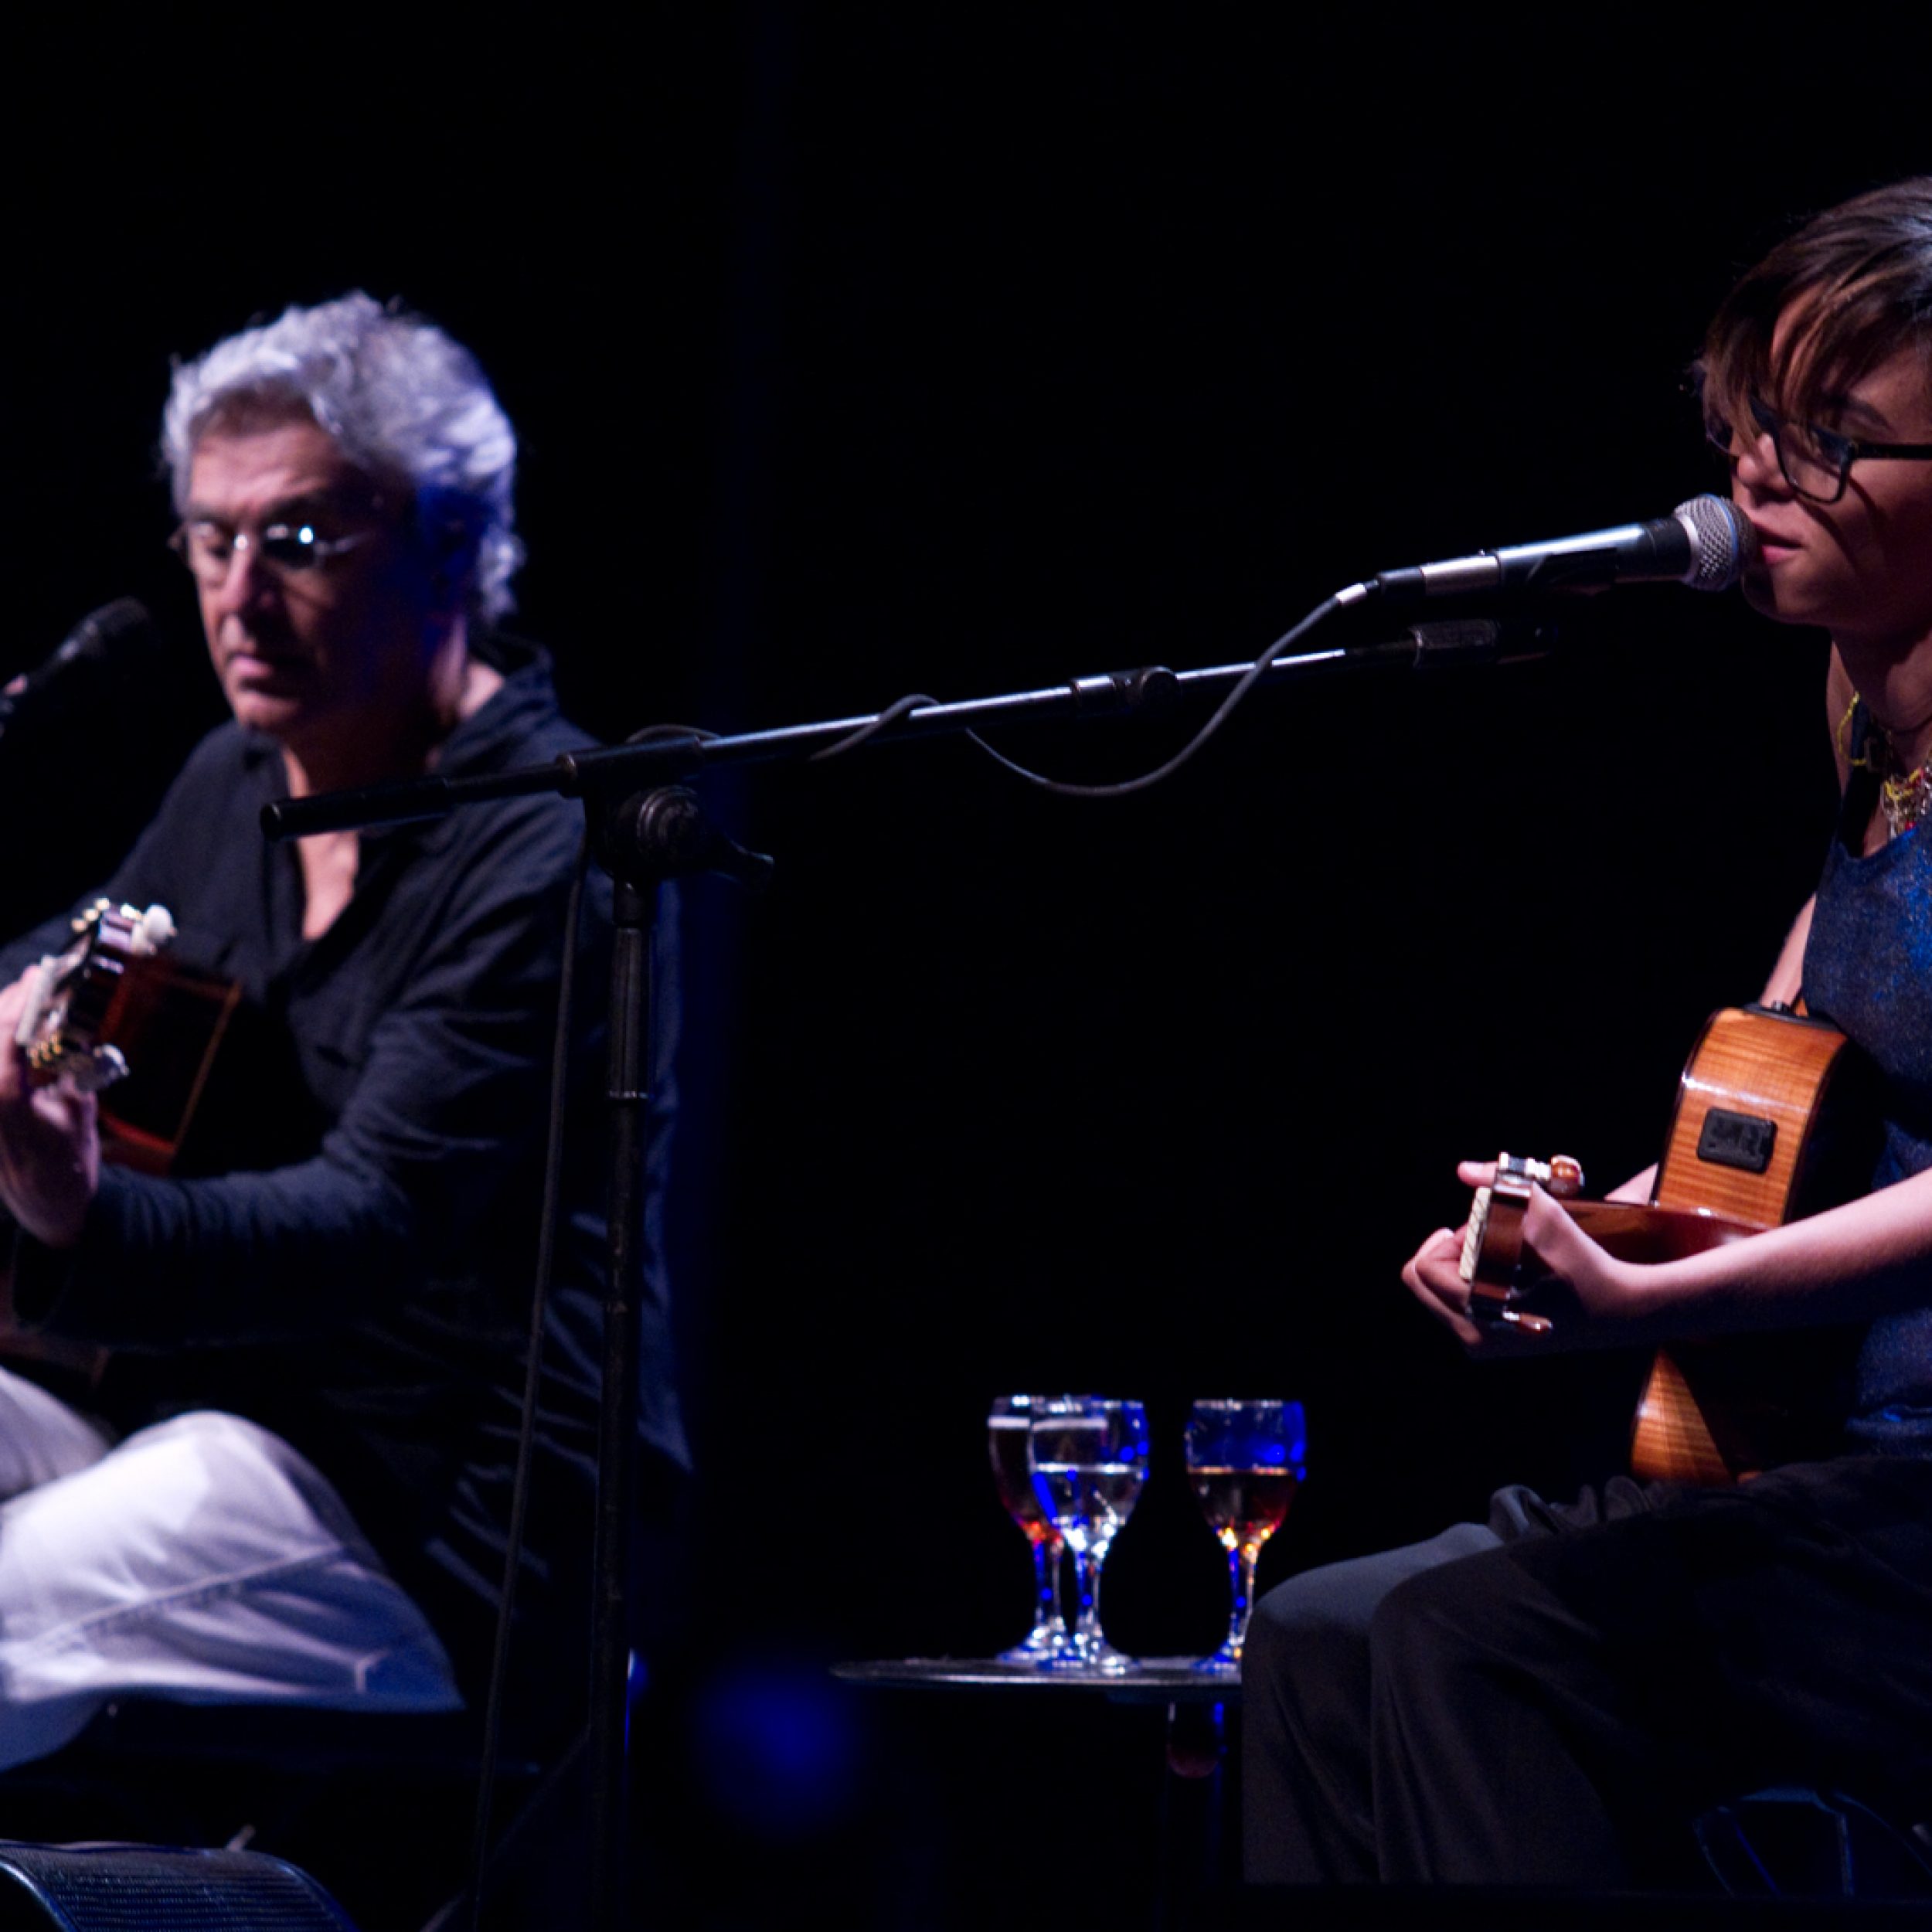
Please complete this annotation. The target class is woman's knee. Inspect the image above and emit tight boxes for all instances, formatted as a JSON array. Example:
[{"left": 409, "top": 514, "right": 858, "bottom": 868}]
[
  {"left": 1253, "top": 1556, "right": 1386, "bottom": 1660},
  {"left": 1255, "top": 1520, "right": 1505, "bottom": 1660},
  {"left": 1366, "top": 1538, "right": 1540, "bottom": 1692}
]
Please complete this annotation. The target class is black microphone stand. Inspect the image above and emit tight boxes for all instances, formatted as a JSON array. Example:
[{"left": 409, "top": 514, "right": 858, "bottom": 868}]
[{"left": 260, "top": 608, "right": 1539, "bottom": 1927}]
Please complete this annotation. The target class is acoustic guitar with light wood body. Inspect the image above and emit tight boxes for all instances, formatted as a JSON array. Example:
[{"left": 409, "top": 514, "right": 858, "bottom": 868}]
[{"left": 1459, "top": 1004, "right": 1878, "bottom": 1486}]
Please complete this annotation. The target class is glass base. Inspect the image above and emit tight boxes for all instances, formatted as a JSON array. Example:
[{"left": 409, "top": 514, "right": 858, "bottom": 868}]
[
  {"left": 1191, "top": 1641, "right": 1242, "bottom": 1678},
  {"left": 1044, "top": 1629, "right": 1136, "bottom": 1674},
  {"left": 996, "top": 1615, "right": 1067, "bottom": 1666}
]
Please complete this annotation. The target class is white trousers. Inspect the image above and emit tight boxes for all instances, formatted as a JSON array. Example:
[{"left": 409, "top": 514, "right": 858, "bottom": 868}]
[{"left": 0, "top": 1365, "right": 461, "bottom": 1770}]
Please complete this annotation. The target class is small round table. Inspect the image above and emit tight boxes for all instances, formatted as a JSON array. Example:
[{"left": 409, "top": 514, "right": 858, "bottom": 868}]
[{"left": 833, "top": 1656, "right": 1241, "bottom": 1920}]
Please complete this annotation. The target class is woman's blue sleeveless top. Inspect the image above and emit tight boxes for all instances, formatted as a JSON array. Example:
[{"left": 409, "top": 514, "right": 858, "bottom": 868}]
[{"left": 1804, "top": 702, "right": 1932, "bottom": 1454}]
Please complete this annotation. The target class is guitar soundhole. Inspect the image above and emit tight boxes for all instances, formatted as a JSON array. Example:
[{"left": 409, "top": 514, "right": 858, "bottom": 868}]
[{"left": 1696, "top": 1109, "right": 1777, "bottom": 1174}]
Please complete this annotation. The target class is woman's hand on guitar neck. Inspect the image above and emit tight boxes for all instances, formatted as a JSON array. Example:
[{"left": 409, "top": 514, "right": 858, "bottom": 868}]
[
  {"left": 1453, "top": 1159, "right": 1656, "bottom": 1205},
  {"left": 1509, "top": 1185, "right": 1657, "bottom": 1329},
  {"left": 1400, "top": 1223, "right": 1488, "bottom": 1345},
  {"left": 0, "top": 968, "right": 99, "bottom": 1250},
  {"left": 1402, "top": 1160, "right": 1662, "bottom": 1349}
]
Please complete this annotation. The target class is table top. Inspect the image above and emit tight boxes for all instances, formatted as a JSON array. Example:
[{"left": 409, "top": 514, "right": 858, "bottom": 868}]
[{"left": 832, "top": 1656, "right": 1242, "bottom": 1705}]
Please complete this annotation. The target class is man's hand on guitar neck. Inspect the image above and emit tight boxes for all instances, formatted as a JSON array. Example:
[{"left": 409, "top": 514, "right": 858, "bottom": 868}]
[
  {"left": 1400, "top": 1158, "right": 1661, "bottom": 1349},
  {"left": 0, "top": 969, "right": 98, "bottom": 1251}
]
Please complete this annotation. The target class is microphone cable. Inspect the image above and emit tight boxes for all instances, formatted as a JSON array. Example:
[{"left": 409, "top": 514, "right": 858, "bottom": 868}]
[
  {"left": 819, "top": 493, "right": 1750, "bottom": 799},
  {"left": 462, "top": 828, "right": 590, "bottom": 1932},
  {"left": 956, "top": 590, "right": 1347, "bottom": 798}
]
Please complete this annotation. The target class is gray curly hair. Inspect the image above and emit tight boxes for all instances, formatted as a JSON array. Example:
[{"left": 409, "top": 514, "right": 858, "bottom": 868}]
[{"left": 162, "top": 293, "right": 523, "bottom": 624}]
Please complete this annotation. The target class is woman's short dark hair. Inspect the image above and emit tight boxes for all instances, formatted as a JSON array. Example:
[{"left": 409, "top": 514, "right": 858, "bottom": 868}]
[{"left": 1702, "top": 178, "right": 1932, "bottom": 435}]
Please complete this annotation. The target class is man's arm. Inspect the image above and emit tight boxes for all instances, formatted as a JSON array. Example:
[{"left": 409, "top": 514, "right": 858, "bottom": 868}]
[
  {"left": 4, "top": 801, "right": 600, "bottom": 1345},
  {"left": 0, "top": 971, "right": 100, "bottom": 1249}
]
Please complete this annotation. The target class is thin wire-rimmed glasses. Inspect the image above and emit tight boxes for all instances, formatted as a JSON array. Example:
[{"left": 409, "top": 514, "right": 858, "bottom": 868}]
[
  {"left": 1704, "top": 393, "right": 1932, "bottom": 505},
  {"left": 168, "top": 517, "right": 382, "bottom": 587}
]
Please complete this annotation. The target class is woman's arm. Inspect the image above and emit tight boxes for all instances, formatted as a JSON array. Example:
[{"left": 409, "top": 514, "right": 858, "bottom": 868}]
[
  {"left": 1398, "top": 1175, "right": 1932, "bottom": 1349},
  {"left": 1403, "top": 868, "right": 1847, "bottom": 1345},
  {"left": 1761, "top": 897, "right": 1814, "bottom": 1009}
]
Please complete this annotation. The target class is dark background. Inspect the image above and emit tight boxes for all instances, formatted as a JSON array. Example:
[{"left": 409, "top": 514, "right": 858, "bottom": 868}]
[{"left": 2, "top": 14, "right": 1924, "bottom": 1927}]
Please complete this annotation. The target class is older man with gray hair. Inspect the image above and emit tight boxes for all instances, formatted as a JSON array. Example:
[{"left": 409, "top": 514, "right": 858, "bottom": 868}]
[{"left": 0, "top": 294, "right": 679, "bottom": 1769}]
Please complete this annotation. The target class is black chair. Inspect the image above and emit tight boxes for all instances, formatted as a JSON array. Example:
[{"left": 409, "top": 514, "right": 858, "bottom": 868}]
[{"left": 1696, "top": 1786, "right": 1932, "bottom": 1903}]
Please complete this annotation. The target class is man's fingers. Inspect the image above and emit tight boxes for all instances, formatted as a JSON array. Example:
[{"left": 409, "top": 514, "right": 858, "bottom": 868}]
[
  {"left": 0, "top": 974, "right": 39, "bottom": 1103},
  {"left": 0, "top": 969, "right": 36, "bottom": 1039}
]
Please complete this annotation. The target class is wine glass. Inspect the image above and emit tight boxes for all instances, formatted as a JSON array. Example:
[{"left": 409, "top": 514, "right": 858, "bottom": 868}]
[
  {"left": 1185, "top": 1398, "right": 1306, "bottom": 1677},
  {"left": 987, "top": 1395, "right": 1066, "bottom": 1664},
  {"left": 1028, "top": 1395, "right": 1148, "bottom": 1673}
]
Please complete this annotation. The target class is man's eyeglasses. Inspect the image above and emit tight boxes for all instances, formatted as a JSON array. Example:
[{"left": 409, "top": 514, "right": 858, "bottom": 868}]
[
  {"left": 168, "top": 517, "right": 379, "bottom": 587},
  {"left": 1705, "top": 393, "right": 1932, "bottom": 505}
]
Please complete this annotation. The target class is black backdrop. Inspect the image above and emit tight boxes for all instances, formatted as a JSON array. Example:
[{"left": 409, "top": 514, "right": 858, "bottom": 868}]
[{"left": 2, "top": 14, "right": 1926, "bottom": 1927}]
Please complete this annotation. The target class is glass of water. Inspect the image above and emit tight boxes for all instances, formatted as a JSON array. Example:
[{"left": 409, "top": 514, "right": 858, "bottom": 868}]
[{"left": 1028, "top": 1395, "right": 1148, "bottom": 1673}]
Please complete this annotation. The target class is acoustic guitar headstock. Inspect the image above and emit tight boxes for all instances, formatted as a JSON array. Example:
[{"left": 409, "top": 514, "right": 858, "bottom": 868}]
[{"left": 15, "top": 900, "right": 178, "bottom": 1094}]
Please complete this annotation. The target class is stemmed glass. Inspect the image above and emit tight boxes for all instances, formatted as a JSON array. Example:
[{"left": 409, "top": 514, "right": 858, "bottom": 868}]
[
  {"left": 1185, "top": 1398, "right": 1306, "bottom": 1677},
  {"left": 1028, "top": 1395, "right": 1149, "bottom": 1673},
  {"left": 987, "top": 1395, "right": 1066, "bottom": 1664}
]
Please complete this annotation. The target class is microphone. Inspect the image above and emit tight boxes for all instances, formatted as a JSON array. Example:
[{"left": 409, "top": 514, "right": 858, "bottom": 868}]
[
  {"left": 0, "top": 600, "right": 163, "bottom": 739},
  {"left": 1364, "top": 495, "right": 1756, "bottom": 604}
]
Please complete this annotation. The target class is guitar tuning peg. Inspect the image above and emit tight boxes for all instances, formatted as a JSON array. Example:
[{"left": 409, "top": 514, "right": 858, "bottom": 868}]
[
  {"left": 69, "top": 1044, "right": 130, "bottom": 1094},
  {"left": 131, "top": 906, "right": 176, "bottom": 957},
  {"left": 1498, "top": 1307, "right": 1555, "bottom": 1335}
]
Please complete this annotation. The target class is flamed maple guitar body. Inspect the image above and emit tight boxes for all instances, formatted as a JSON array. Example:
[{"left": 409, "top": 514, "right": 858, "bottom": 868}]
[{"left": 1462, "top": 1004, "right": 1877, "bottom": 1486}]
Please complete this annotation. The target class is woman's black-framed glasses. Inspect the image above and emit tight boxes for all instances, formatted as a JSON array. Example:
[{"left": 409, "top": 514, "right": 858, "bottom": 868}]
[{"left": 1705, "top": 393, "right": 1932, "bottom": 505}]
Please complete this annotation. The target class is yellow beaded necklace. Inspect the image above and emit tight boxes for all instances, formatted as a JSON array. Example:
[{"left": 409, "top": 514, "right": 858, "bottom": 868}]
[{"left": 1839, "top": 695, "right": 1932, "bottom": 837}]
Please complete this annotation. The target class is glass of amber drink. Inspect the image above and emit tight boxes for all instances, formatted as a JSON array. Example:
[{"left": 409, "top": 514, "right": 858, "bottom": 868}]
[
  {"left": 988, "top": 1395, "right": 1066, "bottom": 1663},
  {"left": 1185, "top": 1398, "right": 1306, "bottom": 1677}
]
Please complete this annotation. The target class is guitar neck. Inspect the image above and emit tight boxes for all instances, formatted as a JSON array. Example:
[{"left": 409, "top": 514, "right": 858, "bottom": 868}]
[
  {"left": 1462, "top": 1185, "right": 1763, "bottom": 1329},
  {"left": 1556, "top": 1199, "right": 1763, "bottom": 1265}
]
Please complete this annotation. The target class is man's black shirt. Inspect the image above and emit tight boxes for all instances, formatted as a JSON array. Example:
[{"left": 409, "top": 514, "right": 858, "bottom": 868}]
[{"left": 0, "top": 636, "right": 683, "bottom": 1683}]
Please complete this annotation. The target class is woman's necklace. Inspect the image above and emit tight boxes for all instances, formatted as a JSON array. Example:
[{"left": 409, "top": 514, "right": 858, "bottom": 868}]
[
  {"left": 1882, "top": 763, "right": 1932, "bottom": 838},
  {"left": 1839, "top": 695, "right": 1932, "bottom": 837}
]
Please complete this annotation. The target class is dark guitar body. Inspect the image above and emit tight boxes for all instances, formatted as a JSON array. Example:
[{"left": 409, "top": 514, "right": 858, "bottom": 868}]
[
  {"left": 91, "top": 957, "right": 243, "bottom": 1175},
  {"left": 0, "top": 913, "right": 253, "bottom": 1387}
]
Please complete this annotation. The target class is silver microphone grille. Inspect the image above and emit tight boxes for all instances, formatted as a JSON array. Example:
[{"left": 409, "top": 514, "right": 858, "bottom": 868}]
[{"left": 1672, "top": 494, "right": 1757, "bottom": 592}]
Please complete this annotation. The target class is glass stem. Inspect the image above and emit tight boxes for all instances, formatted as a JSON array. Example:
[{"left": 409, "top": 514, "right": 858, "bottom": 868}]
[
  {"left": 1087, "top": 1534, "right": 1118, "bottom": 1642},
  {"left": 1033, "top": 1536, "right": 1062, "bottom": 1632},
  {"left": 1231, "top": 1542, "right": 1260, "bottom": 1656},
  {"left": 1069, "top": 1542, "right": 1100, "bottom": 1640}
]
